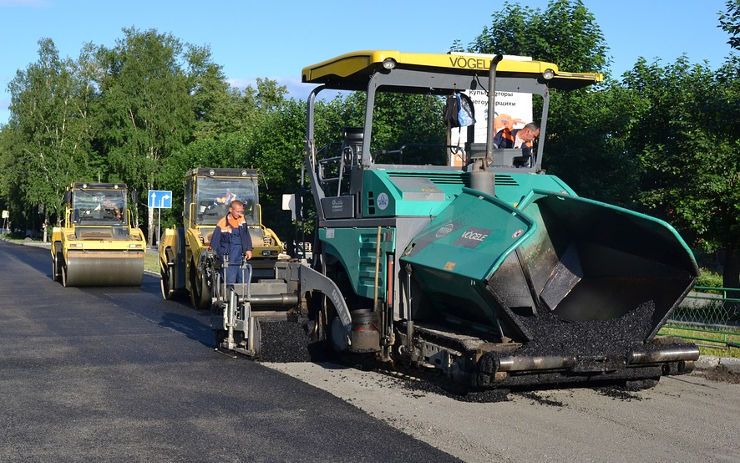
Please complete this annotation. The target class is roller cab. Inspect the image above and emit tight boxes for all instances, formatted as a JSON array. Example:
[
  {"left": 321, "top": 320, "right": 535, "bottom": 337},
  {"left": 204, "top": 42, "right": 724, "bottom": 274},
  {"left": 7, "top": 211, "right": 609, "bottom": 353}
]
[{"left": 51, "top": 182, "right": 145, "bottom": 287}]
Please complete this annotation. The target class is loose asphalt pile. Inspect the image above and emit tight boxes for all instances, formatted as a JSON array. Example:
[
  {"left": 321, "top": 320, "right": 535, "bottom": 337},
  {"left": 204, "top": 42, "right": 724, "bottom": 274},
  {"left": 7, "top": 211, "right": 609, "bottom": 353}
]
[
  {"left": 257, "top": 319, "right": 313, "bottom": 363},
  {"left": 514, "top": 300, "right": 657, "bottom": 358}
]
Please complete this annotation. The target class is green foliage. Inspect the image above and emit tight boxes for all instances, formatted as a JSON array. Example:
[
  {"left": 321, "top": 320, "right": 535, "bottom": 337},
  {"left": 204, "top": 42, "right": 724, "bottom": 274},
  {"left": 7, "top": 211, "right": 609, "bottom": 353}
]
[
  {"left": 623, "top": 57, "right": 739, "bottom": 257},
  {"left": 185, "top": 44, "right": 232, "bottom": 139},
  {"left": 719, "top": 0, "right": 740, "bottom": 50},
  {"left": 467, "top": 0, "right": 620, "bottom": 203},
  {"left": 160, "top": 92, "right": 306, "bottom": 238},
  {"left": 471, "top": 0, "right": 609, "bottom": 74},
  {"left": 697, "top": 268, "right": 724, "bottom": 288},
  {"left": 544, "top": 84, "right": 644, "bottom": 207},
  {"left": 369, "top": 93, "right": 446, "bottom": 164},
  {"left": 2, "top": 38, "right": 97, "bottom": 225},
  {"left": 95, "top": 27, "right": 194, "bottom": 194}
]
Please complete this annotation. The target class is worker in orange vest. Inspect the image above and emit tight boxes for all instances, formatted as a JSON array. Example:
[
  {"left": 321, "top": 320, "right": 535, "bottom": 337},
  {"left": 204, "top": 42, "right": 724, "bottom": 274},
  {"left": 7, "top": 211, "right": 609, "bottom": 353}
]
[{"left": 493, "top": 122, "right": 540, "bottom": 167}]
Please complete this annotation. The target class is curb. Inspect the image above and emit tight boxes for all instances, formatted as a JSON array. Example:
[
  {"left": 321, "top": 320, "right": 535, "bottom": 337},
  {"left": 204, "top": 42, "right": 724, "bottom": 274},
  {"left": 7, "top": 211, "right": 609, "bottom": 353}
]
[
  {"left": 695, "top": 355, "right": 740, "bottom": 374},
  {"left": 1, "top": 237, "right": 51, "bottom": 249}
]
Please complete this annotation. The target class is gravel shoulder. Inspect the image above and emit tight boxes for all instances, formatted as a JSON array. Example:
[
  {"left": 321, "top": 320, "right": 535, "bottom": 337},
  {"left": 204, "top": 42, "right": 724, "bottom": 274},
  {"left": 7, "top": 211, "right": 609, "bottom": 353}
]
[{"left": 263, "top": 361, "right": 740, "bottom": 463}]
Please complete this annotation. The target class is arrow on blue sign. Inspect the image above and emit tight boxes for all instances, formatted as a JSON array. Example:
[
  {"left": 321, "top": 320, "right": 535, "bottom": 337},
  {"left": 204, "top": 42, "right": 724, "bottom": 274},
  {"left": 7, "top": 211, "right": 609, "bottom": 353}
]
[{"left": 148, "top": 190, "right": 173, "bottom": 208}]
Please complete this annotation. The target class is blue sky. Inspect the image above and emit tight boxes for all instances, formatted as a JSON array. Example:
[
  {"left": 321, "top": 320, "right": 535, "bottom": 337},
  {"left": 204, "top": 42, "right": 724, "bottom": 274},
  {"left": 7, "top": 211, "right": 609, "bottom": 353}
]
[{"left": 0, "top": 0, "right": 734, "bottom": 125}]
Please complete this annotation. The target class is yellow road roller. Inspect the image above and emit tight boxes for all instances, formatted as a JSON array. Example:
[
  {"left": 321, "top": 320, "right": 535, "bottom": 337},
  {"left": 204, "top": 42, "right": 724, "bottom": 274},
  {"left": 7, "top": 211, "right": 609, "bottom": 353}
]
[
  {"left": 51, "top": 182, "right": 146, "bottom": 286},
  {"left": 158, "top": 168, "right": 285, "bottom": 309}
]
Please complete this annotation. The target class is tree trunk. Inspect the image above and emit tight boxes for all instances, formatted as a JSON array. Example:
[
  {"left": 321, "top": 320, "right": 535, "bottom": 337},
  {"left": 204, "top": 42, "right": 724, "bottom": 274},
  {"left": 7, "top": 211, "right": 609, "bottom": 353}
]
[
  {"left": 722, "top": 242, "right": 740, "bottom": 301},
  {"left": 42, "top": 211, "right": 49, "bottom": 242},
  {"left": 147, "top": 199, "right": 155, "bottom": 247}
]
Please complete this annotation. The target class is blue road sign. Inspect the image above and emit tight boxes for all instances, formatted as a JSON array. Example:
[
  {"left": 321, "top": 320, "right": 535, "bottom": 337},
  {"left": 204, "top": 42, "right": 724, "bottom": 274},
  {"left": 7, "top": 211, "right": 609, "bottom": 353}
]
[{"left": 148, "top": 190, "right": 172, "bottom": 208}]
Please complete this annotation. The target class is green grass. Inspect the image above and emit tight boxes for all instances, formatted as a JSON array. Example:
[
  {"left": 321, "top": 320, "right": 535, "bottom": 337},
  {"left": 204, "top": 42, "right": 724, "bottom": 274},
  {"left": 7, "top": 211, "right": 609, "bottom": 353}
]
[
  {"left": 144, "top": 250, "right": 159, "bottom": 274},
  {"left": 696, "top": 268, "right": 723, "bottom": 288},
  {"left": 659, "top": 326, "right": 740, "bottom": 358}
]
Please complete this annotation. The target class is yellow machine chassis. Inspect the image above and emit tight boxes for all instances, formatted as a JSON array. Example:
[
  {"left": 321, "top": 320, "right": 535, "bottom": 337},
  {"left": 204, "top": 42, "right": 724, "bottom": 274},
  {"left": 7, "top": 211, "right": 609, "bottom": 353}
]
[
  {"left": 51, "top": 225, "right": 146, "bottom": 287},
  {"left": 158, "top": 168, "right": 285, "bottom": 309},
  {"left": 50, "top": 182, "right": 146, "bottom": 287}
]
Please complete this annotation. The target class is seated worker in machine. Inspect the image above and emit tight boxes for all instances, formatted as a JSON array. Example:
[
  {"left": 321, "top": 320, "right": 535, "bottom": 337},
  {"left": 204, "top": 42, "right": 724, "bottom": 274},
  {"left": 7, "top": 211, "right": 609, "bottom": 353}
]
[
  {"left": 215, "top": 190, "right": 237, "bottom": 206},
  {"left": 493, "top": 122, "right": 540, "bottom": 167},
  {"left": 210, "top": 200, "right": 253, "bottom": 284},
  {"left": 101, "top": 199, "right": 123, "bottom": 223}
]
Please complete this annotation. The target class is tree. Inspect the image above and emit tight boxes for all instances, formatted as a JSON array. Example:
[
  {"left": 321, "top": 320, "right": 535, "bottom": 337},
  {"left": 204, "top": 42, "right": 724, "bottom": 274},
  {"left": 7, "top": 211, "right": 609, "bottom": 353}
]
[
  {"left": 185, "top": 44, "right": 233, "bottom": 140},
  {"left": 467, "top": 0, "right": 616, "bottom": 202},
  {"left": 623, "top": 56, "right": 740, "bottom": 291},
  {"left": 541, "top": 83, "right": 644, "bottom": 207},
  {"left": 161, "top": 82, "right": 306, "bottom": 239},
  {"left": 471, "top": 0, "right": 609, "bottom": 74},
  {"left": 95, "top": 27, "right": 194, "bottom": 244},
  {"left": 3, "top": 38, "right": 97, "bottom": 228},
  {"left": 719, "top": 0, "right": 740, "bottom": 50}
]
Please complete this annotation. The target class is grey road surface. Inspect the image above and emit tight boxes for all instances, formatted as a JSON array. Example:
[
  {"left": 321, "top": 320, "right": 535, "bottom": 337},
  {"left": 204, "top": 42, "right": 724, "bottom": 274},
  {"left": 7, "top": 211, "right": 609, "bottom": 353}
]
[
  {"left": 0, "top": 240, "right": 459, "bottom": 462},
  {"left": 267, "top": 361, "right": 740, "bottom": 463}
]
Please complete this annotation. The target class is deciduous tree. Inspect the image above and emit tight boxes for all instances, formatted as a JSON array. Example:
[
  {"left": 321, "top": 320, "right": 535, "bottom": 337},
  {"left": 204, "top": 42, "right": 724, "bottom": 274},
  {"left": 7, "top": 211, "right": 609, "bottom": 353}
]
[
  {"left": 95, "top": 27, "right": 193, "bottom": 243},
  {"left": 3, "top": 38, "right": 97, "bottom": 227}
]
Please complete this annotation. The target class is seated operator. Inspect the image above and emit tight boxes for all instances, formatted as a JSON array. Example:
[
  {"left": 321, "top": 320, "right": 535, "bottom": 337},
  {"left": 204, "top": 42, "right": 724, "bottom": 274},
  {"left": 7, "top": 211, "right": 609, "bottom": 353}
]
[
  {"left": 215, "top": 190, "right": 237, "bottom": 206},
  {"left": 493, "top": 122, "right": 540, "bottom": 167},
  {"left": 210, "top": 200, "right": 253, "bottom": 285},
  {"left": 101, "top": 199, "right": 123, "bottom": 223}
]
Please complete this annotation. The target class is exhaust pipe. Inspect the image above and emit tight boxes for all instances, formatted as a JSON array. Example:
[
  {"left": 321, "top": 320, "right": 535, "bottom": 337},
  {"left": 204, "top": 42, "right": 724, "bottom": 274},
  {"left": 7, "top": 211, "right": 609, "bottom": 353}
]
[
  {"left": 494, "top": 344, "right": 700, "bottom": 373},
  {"left": 629, "top": 345, "right": 700, "bottom": 364},
  {"left": 497, "top": 355, "right": 575, "bottom": 372},
  {"left": 237, "top": 294, "right": 299, "bottom": 306}
]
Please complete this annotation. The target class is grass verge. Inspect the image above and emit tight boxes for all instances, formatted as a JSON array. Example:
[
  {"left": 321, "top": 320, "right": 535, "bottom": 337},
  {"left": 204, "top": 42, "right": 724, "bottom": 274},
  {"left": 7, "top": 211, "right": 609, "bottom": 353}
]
[
  {"left": 659, "top": 326, "right": 740, "bottom": 358},
  {"left": 144, "top": 249, "right": 159, "bottom": 274}
]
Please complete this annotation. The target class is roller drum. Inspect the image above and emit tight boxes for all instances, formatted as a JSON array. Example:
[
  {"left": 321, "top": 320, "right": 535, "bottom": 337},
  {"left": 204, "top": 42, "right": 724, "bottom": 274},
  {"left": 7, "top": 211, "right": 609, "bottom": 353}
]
[{"left": 65, "top": 252, "right": 144, "bottom": 286}]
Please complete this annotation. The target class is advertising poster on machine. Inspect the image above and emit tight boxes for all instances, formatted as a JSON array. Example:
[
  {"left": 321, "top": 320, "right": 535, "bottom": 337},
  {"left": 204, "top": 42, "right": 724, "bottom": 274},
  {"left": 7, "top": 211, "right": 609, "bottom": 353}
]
[{"left": 447, "top": 55, "right": 533, "bottom": 167}]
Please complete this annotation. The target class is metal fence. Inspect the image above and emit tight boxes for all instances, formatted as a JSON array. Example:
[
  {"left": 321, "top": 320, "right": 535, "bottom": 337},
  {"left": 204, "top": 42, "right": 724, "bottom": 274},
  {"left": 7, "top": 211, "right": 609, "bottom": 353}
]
[{"left": 661, "top": 286, "right": 740, "bottom": 349}]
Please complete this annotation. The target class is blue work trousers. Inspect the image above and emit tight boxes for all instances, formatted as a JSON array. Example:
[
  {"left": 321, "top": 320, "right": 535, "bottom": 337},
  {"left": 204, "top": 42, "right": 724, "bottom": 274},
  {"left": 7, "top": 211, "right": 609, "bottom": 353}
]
[
  {"left": 225, "top": 231, "right": 245, "bottom": 284},
  {"left": 224, "top": 255, "right": 245, "bottom": 284}
]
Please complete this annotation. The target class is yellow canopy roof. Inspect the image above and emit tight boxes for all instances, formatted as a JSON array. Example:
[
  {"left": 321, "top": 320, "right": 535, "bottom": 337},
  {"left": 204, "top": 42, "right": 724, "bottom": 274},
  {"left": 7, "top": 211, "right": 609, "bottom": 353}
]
[{"left": 302, "top": 50, "right": 603, "bottom": 90}]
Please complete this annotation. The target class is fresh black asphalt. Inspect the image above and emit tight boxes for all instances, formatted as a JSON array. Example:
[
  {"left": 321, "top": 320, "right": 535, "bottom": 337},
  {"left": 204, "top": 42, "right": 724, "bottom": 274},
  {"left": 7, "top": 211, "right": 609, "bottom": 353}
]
[{"left": 0, "top": 240, "right": 459, "bottom": 462}]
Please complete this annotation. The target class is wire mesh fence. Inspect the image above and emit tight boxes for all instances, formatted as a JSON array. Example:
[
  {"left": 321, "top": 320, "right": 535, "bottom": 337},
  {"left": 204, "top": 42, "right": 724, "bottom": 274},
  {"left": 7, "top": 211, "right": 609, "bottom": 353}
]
[
  {"left": 661, "top": 286, "right": 740, "bottom": 350},
  {"left": 670, "top": 287, "right": 740, "bottom": 328}
]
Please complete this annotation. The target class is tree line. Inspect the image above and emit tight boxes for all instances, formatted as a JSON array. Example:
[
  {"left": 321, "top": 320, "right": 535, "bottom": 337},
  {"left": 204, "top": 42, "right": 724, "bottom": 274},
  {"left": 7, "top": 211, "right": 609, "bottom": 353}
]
[{"left": 0, "top": 0, "right": 738, "bottom": 289}]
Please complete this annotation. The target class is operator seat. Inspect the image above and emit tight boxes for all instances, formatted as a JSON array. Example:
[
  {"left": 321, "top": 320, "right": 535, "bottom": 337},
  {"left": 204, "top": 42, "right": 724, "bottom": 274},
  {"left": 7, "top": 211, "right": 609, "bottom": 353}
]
[{"left": 342, "top": 127, "right": 364, "bottom": 165}]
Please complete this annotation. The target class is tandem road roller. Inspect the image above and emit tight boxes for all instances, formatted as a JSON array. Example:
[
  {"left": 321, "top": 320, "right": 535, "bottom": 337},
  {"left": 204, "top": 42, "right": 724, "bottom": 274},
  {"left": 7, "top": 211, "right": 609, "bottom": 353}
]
[
  {"left": 158, "top": 168, "right": 286, "bottom": 310},
  {"left": 204, "top": 50, "right": 701, "bottom": 391},
  {"left": 51, "top": 182, "right": 146, "bottom": 286}
]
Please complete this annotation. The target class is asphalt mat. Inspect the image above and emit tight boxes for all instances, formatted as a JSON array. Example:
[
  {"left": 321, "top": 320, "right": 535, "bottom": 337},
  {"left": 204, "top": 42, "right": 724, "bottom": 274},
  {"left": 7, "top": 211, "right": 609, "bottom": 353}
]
[{"left": 0, "top": 240, "right": 460, "bottom": 462}]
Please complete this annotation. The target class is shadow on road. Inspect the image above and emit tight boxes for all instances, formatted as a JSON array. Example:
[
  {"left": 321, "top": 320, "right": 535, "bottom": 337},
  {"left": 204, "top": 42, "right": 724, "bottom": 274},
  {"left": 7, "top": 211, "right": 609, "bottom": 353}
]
[
  {"left": 4, "top": 241, "right": 219, "bottom": 350},
  {"left": 159, "top": 311, "right": 216, "bottom": 347}
]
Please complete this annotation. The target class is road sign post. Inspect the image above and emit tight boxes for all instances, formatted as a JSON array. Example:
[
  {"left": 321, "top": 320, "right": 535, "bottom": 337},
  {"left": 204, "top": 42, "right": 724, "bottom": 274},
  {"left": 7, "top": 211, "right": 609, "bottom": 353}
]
[{"left": 148, "top": 190, "right": 172, "bottom": 246}]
